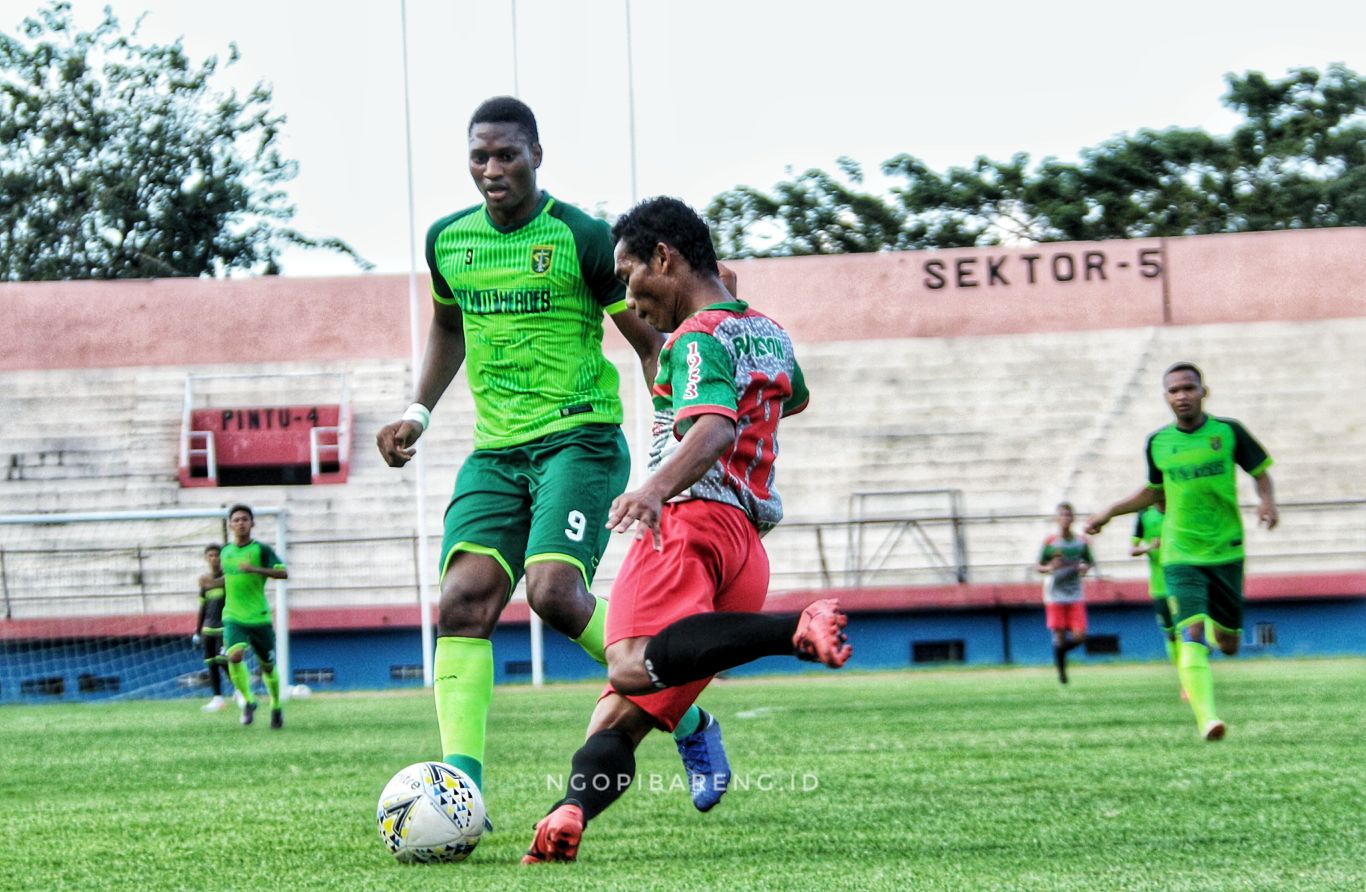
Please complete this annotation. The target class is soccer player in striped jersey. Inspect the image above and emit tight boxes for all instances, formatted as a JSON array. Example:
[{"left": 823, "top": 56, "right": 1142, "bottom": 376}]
[
  {"left": 523, "top": 197, "right": 851, "bottom": 865},
  {"left": 374, "top": 97, "right": 726, "bottom": 816},
  {"left": 1086, "top": 363, "right": 1277, "bottom": 740},
  {"left": 1036, "top": 502, "right": 1093, "bottom": 684},
  {"left": 193, "top": 544, "right": 228, "bottom": 712}
]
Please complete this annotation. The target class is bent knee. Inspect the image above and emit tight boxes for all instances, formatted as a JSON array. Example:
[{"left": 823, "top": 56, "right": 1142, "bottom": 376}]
[{"left": 437, "top": 582, "right": 505, "bottom": 638}]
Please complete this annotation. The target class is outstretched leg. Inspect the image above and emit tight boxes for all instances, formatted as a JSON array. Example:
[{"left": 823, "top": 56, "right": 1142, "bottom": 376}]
[{"left": 523, "top": 694, "right": 654, "bottom": 864}]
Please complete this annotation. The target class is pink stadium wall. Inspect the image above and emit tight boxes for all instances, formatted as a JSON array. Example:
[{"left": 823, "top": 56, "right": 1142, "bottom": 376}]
[{"left": 1, "top": 227, "right": 1362, "bottom": 371}]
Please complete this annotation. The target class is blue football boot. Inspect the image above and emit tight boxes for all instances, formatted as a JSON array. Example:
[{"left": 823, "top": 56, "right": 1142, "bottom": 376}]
[{"left": 676, "top": 711, "right": 731, "bottom": 812}]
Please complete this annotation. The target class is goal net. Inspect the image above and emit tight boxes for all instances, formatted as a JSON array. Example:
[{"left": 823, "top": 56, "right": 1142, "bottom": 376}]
[{"left": 0, "top": 507, "right": 289, "bottom": 703}]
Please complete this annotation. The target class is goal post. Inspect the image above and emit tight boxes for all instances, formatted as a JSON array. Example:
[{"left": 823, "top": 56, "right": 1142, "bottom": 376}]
[{"left": 0, "top": 506, "right": 290, "bottom": 703}]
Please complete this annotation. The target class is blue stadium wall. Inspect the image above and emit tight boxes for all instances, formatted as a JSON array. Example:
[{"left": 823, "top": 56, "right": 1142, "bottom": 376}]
[{"left": 3, "top": 597, "right": 1362, "bottom": 703}]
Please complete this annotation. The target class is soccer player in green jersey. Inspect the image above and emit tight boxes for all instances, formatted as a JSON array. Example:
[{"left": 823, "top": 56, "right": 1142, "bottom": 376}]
[
  {"left": 193, "top": 544, "right": 228, "bottom": 712},
  {"left": 1130, "top": 499, "right": 1182, "bottom": 676},
  {"left": 1086, "top": 363, "right": 1277, "bottom": 740},
  {"left": 220, "top": 505, "right": 288, "bottom": 730},
  {"left": 375, "top": 97, "right": 726, "bottom": 813}
]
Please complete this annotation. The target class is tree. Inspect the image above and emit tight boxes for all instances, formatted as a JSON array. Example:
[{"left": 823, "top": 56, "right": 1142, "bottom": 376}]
[
  {"left": 705, "top": 64, "right": 1366, "bottom": 257},
  {"left": 0, "top": 2, "right": 369, "bottom": 280}
]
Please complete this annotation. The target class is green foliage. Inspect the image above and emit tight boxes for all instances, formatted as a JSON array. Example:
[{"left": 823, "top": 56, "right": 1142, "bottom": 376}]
[
  {"left": 0, "top": 1, "right": 369, "bottom": 280},
  {"left": 2, "top": 660, "right": 1364, "bottom": 890},
  {"left": 707, "top": 65, "right": 1366, "bottom": 257}
]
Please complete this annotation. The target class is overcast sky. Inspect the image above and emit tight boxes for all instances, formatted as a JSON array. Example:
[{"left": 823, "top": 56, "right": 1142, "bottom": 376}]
[{"left": 4, "top": 0, "right": 1364, "bottom": 276}]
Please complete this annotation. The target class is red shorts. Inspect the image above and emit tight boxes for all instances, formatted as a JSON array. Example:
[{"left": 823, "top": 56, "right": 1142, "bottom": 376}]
[
  {"left": 602, "top": 499, "right": 769, "bottom": 731},
  {"left": 1045, "top": 601, "right": 1087, "bottom": 633}
]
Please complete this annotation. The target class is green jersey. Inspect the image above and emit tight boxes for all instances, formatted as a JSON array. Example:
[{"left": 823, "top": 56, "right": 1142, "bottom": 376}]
[
  {"left": 220, "top": 540, "right": 285, "bottom": 626},
  {"left": 1144, "top": 416, "right": 1272, "bottom": 566},
  {"left": 1132, "top": 505, "right": 1167, "bottom": 597},
  {"left": 425, "top": 193, "right": 628, "bottom": 450}
]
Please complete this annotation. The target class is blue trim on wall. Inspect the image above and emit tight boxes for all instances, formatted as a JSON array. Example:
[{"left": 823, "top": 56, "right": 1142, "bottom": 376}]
[{"left": 3, "top": 599, "right": 1363, "bottom": 702}]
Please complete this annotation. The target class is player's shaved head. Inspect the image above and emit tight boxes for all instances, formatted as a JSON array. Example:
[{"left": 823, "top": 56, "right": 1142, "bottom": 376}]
[
  {"left": 469, "top": 96, "right": 539, "bottom": 145},
  {"left": 1164, "top": 361, "right": 1203, "bottom": 384}
]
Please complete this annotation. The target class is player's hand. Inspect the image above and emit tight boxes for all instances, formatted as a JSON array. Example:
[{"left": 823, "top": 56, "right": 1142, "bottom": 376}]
[
  {"left": 376, "top": 419, "right": 423, "bottom": 468},
  {"left": 191, "top": 634, "right": 201, "bottom": 647},
  {"left": 718, "top": 263, "right": 738, "bottom": 297},
  {"left": 1259, "top": 501, "right": 1279, "bottom": 530},
  {"left": 607, "top": 486, "right": 664, "bottom": 551},
  {"left": 1084, "top": 513, "right": 1108, "bottom": 535}
]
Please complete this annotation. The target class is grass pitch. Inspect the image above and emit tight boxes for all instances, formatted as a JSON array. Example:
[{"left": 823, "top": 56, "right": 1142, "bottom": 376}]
[{"left": 3, "top": 658, "right": 1363, "bottom": 891}]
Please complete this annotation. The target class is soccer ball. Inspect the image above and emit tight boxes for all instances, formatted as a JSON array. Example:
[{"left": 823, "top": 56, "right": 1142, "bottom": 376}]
[{"left": 376, "top": 761, "right": 486, "bottom": 863}]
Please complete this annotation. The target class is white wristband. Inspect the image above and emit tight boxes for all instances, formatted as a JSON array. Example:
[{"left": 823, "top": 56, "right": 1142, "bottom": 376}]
[{"left": 401, "top": 402, "right": 431, "bottom": 431}]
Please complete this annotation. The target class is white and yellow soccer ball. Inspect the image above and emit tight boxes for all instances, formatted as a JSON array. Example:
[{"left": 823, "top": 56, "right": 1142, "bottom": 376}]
[{"left": 376, "top": 761, "right": 486, "bottom": 863}]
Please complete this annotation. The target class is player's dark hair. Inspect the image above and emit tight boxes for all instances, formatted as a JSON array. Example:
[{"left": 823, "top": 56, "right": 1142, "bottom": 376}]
[
  {"left": 1164, "top": 361, "right": 1203, "bottom": 384},
  {"left": 204, "top": 544, "right": 221, "bottom": 554},
  {"left": 611, "top": 197, "right": 719, "bottom": 276},
  {"left": 227, "top": 504, "right": 253, "bottom": 520},
  {"left": 468, "top": 96, "right": 539, "bottom": 144},
  {"left": 1056, "top": 502, "right": 1074, "bottom": 512}
]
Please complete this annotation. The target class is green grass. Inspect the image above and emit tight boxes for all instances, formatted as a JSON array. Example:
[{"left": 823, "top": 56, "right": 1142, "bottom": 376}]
[{"left": 3, "top": 659, "right": 1364, "bottom": 891}]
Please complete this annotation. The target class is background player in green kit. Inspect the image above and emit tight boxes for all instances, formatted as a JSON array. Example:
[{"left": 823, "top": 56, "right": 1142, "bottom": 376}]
[
  {"left": 220, "top": 504, "right": 288, "bottom": 730},
  {"left": 193, "top": 544, "right": 228, "bottom": 712},
  {"left": 375, "top": 97, "right": 729, "bottom": 814},
  {"left": 1087, "top": 363, "right": 1277, "bottom": 740},
  {"left": 1130, "top": 499, "right": 1182, "bottom": 676}
]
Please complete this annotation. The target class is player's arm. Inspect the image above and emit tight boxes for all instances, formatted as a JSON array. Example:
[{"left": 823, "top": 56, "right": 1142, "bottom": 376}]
[
  {"left": 377, "top": 299, "right": 466, "bottom": 468},
  {"left": 606, "top": 413, "right": 736, "bottom": 548},
  {"left": 1230, "top": 420, "right": 1277, "bottom": 530},
  {"left": 1085, "top": 486, "right": 1157, "bottom": 535},
  {"left": 1036, "top": 543, "right": 1055, "bottom": 574},
  {"left": 609, "top": 308, "right": 664, "bottom": 391},
  {"left": 193, "top": 585, "right": 207, "bottom": 639},
  {"left": 1079, "top": 540, "right": 1094, "bottom": 575},
  {"left": 1253, "top": 469, "right": 1278, "bottom": 530}
]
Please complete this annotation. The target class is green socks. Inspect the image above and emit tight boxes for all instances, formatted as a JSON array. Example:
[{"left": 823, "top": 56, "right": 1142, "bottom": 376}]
[
  {"left": 227, "top": 659, "right": 254, "bottom": 705},
  {"left": 1178, "top": 640, "right": 1218, "bottom": 728},
  {"left": 1164, "top": 635, "right": 1180, "bottom": 667},
  {"left": 672, "top": 705, "right": 706, "bottom": 741},
  {"left": 262, "top": 665, "right": 281, "bottom": 708},
  {"left": 572, "top": 595, "right": 609, "bottom": 667},
  {"left": 434, "top": 636, "right": 494, "bottom": 791}
]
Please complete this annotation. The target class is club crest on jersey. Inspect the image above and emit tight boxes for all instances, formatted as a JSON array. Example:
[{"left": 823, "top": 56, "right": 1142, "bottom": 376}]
[
  {"left": 530, "top": 245, "right": 554, "bottom": 275},
  {"left": 1210, "top": 436, "right": 1222, "bottom": 451}
]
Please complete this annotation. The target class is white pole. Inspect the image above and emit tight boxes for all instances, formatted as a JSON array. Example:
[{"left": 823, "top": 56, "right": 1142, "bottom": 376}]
[
  {"left": 508, "top": 0, "right": 545, "bottom": 688},
  {"left": 625, "top": 0, "right": 648, "bottom": 487},
  {"left": 274, "top": 510, "right": 291, "bottom": 702},
  {"left": 510, "top": 0, "right": 520, "bottom": 97},
  {"left": 400, "top": 0, "right": 437, "bottom": 687}
]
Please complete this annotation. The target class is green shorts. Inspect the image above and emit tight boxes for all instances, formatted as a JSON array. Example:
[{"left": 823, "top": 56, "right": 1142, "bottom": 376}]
[
  {"left": 224, "top": 620, "right": 277, "bottom": 667},
  {"left": 1164, "top": 561, "right": 1244, "bottom": 634},
  {"left": 441, "top": 423, "right": 630, "bottom": 594}
]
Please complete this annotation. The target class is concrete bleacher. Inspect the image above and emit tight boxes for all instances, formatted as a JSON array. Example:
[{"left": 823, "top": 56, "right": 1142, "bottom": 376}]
[{"left": 1, "top": 316, "right": 1362, "bottom": 619}]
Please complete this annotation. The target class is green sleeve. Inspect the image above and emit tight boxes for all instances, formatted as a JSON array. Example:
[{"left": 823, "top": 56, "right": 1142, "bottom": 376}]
[
  {"left": 1228, "top": 419, "right": 1273, "bottom": 477},
  {"left": 555, "top": 202, "right": 626, "bottom": 309},
  {"left": 1145, "top": 431, "right": 1163, "bottom": 489},
  {"left": 424, "top": 216, "right": 456, "bottom": 303},
  {"left": 259, "top": 543, "right": 286, "bottom": 570},
  {"left": 671, "top": 332, "right": 738, "bottom": 436},
  {"left": 784, "top": 358, "right": 810, "bottom": 415}
]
